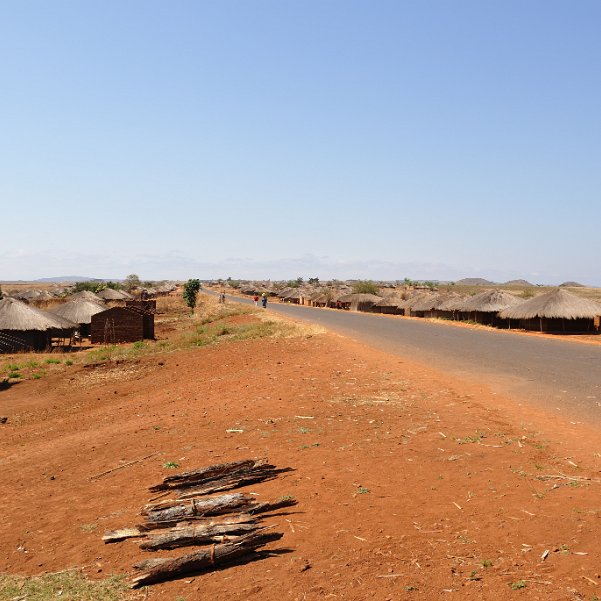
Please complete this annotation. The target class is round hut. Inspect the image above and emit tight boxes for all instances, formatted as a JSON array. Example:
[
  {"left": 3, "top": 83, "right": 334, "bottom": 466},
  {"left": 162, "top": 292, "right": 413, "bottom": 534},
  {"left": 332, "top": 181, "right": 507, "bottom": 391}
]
[
  {"left": 70, "top": 290, "right": 105, "bottom": 304},
  {"left": 97, "top": 288, "right": 132, "bottom": 302},
  {"left": 0, "top": 298, "right": 76, "bottom": 352},
  {"left": 459, "top": 290, "right": 521, "bottom": 325},
  {"left": 498, "top": 288, "right": 601, "bottom": 333},
  {"left": 371, "top": 293, "right": 406, "bottom": 315},
  {"left": 336, "top": 293, "right": 383, "bottom": 312},
  {"left": 50, "top": 299, "right": 107, "bottom": 337}
]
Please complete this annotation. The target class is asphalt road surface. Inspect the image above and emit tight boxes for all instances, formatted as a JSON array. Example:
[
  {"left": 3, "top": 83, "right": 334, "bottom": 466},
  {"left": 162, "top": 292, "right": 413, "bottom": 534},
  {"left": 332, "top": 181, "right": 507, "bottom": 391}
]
[{"left": 213, "top": 292, "right": 601, "bottom": 424}]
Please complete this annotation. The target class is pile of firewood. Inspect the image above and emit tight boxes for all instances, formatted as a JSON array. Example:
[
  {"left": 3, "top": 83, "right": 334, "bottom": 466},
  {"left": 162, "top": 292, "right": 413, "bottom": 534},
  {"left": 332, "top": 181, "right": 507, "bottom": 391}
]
[{"left": 103, "top": 458, "right": 295, "bottom": 587}]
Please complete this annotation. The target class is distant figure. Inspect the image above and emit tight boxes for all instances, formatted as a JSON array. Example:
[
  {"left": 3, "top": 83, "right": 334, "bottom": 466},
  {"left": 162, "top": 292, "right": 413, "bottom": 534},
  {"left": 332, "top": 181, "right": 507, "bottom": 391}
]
[
  {"left": 336, "top": 300, "right": 342, "bottom": 310},
  {"left": 253, "top": 294, "right": 259, "bottom": 306},
  {"left": 219, "top": 290, "right": 226, "bottom": 304},
  {"left": 261, "top": 293, "right": 267, "bottom": 308}
]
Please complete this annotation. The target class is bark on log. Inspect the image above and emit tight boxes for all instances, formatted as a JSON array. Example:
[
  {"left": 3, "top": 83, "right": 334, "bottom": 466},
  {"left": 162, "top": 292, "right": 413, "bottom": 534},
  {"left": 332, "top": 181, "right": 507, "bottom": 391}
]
[
  {"left": 102, "top": 527, "right": 146, "bottom": 543},
  {"left": 173, "top": 466, "right": 280, "bottom": 497},
  {"left": 142, "top": 493, "right": 254, "bottom": 524},
  {"left": 131, "top": 530, "right": 284, "bottom": 588},
  {"left": 140, "top": 521, "right": 256, "bottom": 550},
  {"left": 105, "top": 515, "right": 257, "bottom": 544},
  {"left": 149, "top": 459, "right": 264, "bottom": 492},
  {"left": 142, "top": 493, "right": 297, "bottom": 527}
]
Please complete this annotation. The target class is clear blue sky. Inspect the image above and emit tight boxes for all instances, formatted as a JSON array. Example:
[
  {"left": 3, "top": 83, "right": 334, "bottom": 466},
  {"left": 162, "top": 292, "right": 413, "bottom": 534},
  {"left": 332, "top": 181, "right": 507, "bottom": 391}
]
[{"left": 1, "top": 1, "right": 600, "bottom": 284}]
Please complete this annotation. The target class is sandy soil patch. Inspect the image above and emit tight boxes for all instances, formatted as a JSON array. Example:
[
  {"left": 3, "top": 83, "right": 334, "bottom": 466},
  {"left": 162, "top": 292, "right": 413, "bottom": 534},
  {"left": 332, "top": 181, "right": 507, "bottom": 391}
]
[{"left": 1, "top": 310, "right": 601, "bottom": 600}]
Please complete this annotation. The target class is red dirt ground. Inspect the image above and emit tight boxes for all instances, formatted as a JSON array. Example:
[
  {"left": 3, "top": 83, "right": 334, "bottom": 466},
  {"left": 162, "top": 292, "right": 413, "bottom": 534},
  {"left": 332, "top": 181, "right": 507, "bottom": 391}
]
[{"left": 1, "top": 313, "right": 601, "bottom": 600}]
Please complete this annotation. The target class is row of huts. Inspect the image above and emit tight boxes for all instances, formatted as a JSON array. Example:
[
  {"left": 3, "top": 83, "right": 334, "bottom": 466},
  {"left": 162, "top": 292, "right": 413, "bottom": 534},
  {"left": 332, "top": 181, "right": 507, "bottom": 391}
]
[
  {"left": 270, "top": 286, "right": 601, "bottom": 333},
  {"left": 0, "top": 288, "right": 158, "bottom": 353},
  {"left": 7, "top": 283, "right": 177, "bottom": 304}
]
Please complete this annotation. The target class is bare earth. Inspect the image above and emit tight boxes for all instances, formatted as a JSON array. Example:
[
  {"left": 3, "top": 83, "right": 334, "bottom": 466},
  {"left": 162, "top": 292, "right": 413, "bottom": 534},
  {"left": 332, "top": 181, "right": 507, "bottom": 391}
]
[{"left": 2, "top": 307, "right": 601, "bottom": 600}]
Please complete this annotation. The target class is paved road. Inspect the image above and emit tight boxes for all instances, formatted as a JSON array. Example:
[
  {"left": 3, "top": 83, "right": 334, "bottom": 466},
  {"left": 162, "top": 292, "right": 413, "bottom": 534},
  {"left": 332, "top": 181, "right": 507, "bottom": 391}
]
[{"left": 213, "top": 292, "right": 601, "bottom": 423}]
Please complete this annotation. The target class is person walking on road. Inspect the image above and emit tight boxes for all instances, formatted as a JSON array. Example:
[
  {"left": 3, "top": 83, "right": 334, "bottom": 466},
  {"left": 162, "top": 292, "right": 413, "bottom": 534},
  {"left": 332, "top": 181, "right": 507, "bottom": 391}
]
[
  {"left": 219, "top": 290, "right": 226, "bottom": 304},
  {"left": 253, "top": 294, "right": 259, "bottom": 306},
  {"left": 261, "top": 293, "right": 267, "bottom": 308}
]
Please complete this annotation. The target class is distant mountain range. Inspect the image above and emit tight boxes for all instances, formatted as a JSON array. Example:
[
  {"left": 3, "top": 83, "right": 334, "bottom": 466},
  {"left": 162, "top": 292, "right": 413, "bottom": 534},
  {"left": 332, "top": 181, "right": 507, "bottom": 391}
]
[
  {"left": 454, "top": 278, "right": 496, "bottom": 286},
  {"left": 34, "top": 276, "right": 107, "bottom": 283}
]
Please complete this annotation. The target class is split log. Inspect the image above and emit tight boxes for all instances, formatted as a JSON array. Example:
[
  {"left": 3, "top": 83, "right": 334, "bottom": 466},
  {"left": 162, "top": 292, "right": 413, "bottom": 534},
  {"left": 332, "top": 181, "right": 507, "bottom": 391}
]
[
  {"left": 137, "top": 513, "right": 258, "bottom": 533},
  {"left": 149, "top": 459, "right": 263, "bottom": 492},
  {"left": 173, "top": 465, "right": 290, "bottom": 498},
  {"left": 140, "top": 521, "right": 257, "bottom": 550},
  {"left": 248, "top": 497, "right": 298, "bottom": 515},
  {"left": 131, "top": 530, "right": 284, "bottom": 588},
  {"left": 143, "top": 493, "right": 297, "bottom": 526},
  {"left": 104, "top": 514, "right": 258, "bottom": 543},
  {"left": 103, "top": 527, "right": 147, "bottom": 543},
  {"left": 143, "top": 493, "right": 254, "bottom": 524}
]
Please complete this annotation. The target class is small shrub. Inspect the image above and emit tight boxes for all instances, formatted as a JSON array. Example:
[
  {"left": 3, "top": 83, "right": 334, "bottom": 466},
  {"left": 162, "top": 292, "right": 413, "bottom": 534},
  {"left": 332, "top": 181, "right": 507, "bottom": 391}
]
[
  {"left": 65, "top": 359, "right": 73, "bottom": 366},
  {"left": 45, "top": 358, "right": 61, "bottom": 365},
  {"left": 163, "top": 461, "right": 180, "bottom": 469},
  {"left": 456, "top": 432, "right": 484, "bottom": 445},
  {"left": 182, "top": 279, "right": 201, "bottom": 310},
  {"left": 7, "top": 371, "right": 21, "bottom": 379},
  {"left": 352, "top": 280, "right": 379, "bottom": 295},
  {"left": 356, "top": 486, "right": 370, "bottom": 495},
  {"left": 510, "top": 580, "right": 527, "bottom": 590}
]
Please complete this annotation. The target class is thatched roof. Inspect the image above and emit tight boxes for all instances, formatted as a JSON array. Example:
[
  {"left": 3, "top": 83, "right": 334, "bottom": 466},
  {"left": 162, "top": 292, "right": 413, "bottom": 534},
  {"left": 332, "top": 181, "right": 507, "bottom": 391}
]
[
  {"left": 437, "top": 293, "right": 467, "bottom": 311},
  {"left": 372, "top": 293, "right": 406, "bottom": 308},
  {"left": 336, "top": 293, "right": 382, "bottom": 304},
  {"left": 97, "top": 288, "right": 130, "bottom": 300},
  {"left": 405, "top": 292, "right": 445, "bottom": 312},
  {"left": 498, "top": 288, "right": 601, "bottom": 320},
  {"left": 460, "top": 290, "right": 521, "bottom": 313},
  {"left": 0, "top": 298, "right": 76, "bottom": 331},
  {"left": 397, "top": 291, "right": 433, "bottom": 310},
  {"left": 50, "top": 299, "right": 107, "bottom": 325},
  {"left": 70, "top": 290, "right": 105, "bottom": 303}
]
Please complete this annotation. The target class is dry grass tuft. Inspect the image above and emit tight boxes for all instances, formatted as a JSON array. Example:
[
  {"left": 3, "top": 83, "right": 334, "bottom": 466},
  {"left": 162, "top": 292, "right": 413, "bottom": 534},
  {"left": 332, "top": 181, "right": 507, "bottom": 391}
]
[{"left": 0, "top": 570, "right": 133, "bottom": 601}]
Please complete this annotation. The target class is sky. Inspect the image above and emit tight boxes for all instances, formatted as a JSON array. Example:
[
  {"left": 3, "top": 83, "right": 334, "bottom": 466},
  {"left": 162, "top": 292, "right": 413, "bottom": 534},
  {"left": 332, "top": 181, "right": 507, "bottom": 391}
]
[{"left": 1, "top": 1, "right": 600, "bottom": 284}]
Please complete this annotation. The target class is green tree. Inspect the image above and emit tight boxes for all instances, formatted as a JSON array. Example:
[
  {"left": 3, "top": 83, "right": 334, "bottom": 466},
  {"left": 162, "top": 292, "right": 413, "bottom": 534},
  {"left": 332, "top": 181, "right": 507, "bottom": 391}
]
[
  {"left": 352, "top": 280, "right": 379, "bottom": 295},
  {"left": 124, "top": 274, "right": 141, "bottom": 292},
  {"left": 182, "top": 279, "right": 201, "bottom": 310},
  {"left": 308, "top": 277, "right": 320, "bottom": 285}
]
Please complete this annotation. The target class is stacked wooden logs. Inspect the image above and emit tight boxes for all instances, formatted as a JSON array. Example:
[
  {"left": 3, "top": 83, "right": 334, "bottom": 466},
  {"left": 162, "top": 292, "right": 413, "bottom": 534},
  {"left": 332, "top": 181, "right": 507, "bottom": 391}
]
[{"left": 103, "top": 458, "right": 295, "bottom": 587}]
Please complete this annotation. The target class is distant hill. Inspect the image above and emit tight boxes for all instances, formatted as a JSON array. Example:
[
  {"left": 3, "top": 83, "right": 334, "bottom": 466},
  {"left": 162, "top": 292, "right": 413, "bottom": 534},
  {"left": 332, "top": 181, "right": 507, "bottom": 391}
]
[
  {"left": 559, "top": 281, "right": 585, "bottom": 287},
  {"left": 455, "top": 278, "right": 496, "bottom": 286},
  {"left": 504, "top": 279, "right": 534, "bottom": 287},
  {"left": 34, "top": 276, "right": 104, "bottom": 283}
]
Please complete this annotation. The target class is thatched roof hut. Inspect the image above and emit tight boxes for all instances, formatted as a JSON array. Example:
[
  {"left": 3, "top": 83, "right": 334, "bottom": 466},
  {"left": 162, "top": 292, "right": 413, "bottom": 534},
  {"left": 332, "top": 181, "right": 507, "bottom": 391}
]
[
  {"left": 97, "top": 287, "right": 131, "bottom": 301},
  {"left": 405, "top": 292, "right": 444, "bottom": 313},
  {"left": 372, "top": 293, "right": 406, "bottom": 314},
  {"left": 336, "top": 293, "right": 382, "bottom": 312},
  {"left": 436, "top": 294, "right": 467, "bottom": 312},
  {"left": 0, "top": 298, "right": 73, "bottom": 331},
  {"left": 396, "top": 292, "right": 433, "bottom": 315},
  {"left": 498, "top": 288, "right": 601, "bottom": 333},
  {"left": 499, "top": 289, "right": 598, "bottom": 320},
  {"left": 51, "top": 299, "right": 107, "bottom": 336},
  {"left": 460, "top": 290, "right": 521, "bottom": 313},
  {"left": 0, "top": 298, "right": 76, "bottom": 352},
  {"left": 499, "top": 289, "right": 601, "bottom": 320},
  {"left": 70, "top": 290, "right": 105, "bottom": 304}
]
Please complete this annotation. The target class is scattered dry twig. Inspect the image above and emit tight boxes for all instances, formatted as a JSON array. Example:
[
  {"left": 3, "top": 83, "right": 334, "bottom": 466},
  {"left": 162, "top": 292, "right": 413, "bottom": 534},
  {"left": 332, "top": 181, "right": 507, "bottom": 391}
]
[{"left": 90, "top": 452, "right": 161, "bottom": 480}]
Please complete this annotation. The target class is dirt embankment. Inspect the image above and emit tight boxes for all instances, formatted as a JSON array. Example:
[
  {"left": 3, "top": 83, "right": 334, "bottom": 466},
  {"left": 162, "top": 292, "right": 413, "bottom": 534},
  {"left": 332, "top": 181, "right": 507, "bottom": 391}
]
[{"left": 1, "top": 304, "right": 601, "bottom": 600}]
